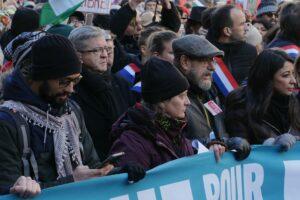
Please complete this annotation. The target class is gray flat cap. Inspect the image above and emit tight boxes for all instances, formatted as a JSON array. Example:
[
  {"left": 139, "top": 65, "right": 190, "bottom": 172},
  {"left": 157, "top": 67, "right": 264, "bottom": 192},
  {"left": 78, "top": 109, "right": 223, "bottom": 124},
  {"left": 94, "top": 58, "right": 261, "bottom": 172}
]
[{"left": 172, "top": 34, "right": 224, "bottom": 58}]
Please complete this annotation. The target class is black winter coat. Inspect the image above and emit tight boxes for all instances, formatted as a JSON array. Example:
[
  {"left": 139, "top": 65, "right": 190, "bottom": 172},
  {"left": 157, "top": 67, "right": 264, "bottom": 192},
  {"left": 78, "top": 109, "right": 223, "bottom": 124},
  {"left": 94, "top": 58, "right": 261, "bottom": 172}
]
[
  {"left": 185, "top": 83, "right": 228, "bottom": 142},
  {"left": 225, "top": 87, "right": 299, "bottom": 144},
  {"left": 207, "top": 38, "right": 257, "bottom": 84},
  {"left": 0, "top": 70, "right": 101, "bottom": 194},
  {"left": 72, "top": 68, "right": 135, "bottom": 160}
]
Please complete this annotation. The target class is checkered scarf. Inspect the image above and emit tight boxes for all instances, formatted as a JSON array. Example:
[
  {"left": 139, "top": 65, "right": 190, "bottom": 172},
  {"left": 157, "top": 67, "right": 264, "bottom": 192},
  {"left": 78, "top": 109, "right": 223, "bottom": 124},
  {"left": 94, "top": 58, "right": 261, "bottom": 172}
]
[
  {"left": 3, "top": 31, "right": 46, "bottom": 65},
  {"left": 1, "top": 100, "right": 83, "bottom": 179}
]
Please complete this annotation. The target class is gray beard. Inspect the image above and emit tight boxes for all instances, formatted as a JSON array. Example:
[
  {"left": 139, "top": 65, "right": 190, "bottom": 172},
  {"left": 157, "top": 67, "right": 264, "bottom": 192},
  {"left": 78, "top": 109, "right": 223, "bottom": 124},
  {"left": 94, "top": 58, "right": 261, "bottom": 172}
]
[{"left": 198, "top": 80, "right": 212, "bottom": 91}]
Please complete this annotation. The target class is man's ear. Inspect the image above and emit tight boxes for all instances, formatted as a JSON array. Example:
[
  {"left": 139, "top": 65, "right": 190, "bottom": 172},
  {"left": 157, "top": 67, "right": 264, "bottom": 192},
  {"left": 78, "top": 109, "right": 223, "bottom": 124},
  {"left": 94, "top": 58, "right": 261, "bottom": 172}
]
[
  {"left": 158, "top": 102, "right": 165, "bottom": 111},
  {"left": 27, "top": 79, "right": 42, "bottom": 95},
  {"left": 140, "top": 45, "right": 147, "bottom": 56},
  {"left": 223, "top": 27, "right": 232, "bottom": 37},
  {"left": 180, "top": 55, "right": 190, "bottom": 73},
  {"left": 76, "top": 52, "right": 83, "bottom": 63}
]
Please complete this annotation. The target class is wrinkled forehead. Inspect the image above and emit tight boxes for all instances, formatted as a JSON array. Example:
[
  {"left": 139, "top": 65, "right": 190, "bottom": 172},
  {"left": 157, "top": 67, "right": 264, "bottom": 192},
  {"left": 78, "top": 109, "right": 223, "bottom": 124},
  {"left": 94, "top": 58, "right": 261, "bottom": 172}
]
[{"left": 83, "top": 36, "right": 107, "bottom": 48}]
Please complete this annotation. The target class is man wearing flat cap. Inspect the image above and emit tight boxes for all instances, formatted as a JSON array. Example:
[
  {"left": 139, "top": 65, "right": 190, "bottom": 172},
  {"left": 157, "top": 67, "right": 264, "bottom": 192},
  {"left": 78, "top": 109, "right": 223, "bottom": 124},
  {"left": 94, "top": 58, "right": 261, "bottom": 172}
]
[
  {"left": 172, "top": 34, "right": 228, "bottom": 145},
  {"left": 173, "top": 35, "right": 250, "bottom": 158}
]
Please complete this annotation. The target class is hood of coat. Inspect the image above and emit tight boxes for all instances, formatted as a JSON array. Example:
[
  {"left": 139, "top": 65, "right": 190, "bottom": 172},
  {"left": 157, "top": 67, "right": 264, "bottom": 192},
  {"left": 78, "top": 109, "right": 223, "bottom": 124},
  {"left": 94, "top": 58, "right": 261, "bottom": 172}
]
[{"left": 2, "top": 69, "right": 70, "bottom": 116}]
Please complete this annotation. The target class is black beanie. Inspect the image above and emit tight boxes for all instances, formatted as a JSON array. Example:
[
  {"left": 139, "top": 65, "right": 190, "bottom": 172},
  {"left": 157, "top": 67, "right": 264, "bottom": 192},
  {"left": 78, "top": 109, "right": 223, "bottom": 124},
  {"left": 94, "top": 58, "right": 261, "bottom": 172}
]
[
  {"left": 30, "top": 34, "right": 82, "bottom": 80},
  {"left": 11, "top": 8, "right": 40, "bottom": 36},
  {"left": 142, "top": 57, "right": 189, "bottom": 104}
]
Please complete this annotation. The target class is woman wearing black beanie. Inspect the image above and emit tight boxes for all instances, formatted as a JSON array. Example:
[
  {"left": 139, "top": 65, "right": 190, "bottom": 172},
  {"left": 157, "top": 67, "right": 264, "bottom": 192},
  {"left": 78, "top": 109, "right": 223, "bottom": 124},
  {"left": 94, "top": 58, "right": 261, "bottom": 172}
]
[{"left": 110, "top": 57, "right": 250, "bottom": 171}]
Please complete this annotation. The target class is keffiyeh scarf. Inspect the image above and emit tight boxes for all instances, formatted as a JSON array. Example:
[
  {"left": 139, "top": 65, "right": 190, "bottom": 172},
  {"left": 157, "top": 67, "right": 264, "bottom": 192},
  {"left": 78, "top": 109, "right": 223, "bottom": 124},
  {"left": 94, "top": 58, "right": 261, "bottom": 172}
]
[{"left": 2, "top": 100, "right": 83, "bottom": 179}]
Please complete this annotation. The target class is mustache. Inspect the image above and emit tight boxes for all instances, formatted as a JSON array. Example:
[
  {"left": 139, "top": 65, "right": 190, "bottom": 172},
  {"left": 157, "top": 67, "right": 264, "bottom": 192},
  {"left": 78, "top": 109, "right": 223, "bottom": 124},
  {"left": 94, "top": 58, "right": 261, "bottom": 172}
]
[
  {"left": 203, "top": 70, "right": 213, "bottom": 76},
  {"left": 55, "top": 92, "right": 72, "bottom": 98}
]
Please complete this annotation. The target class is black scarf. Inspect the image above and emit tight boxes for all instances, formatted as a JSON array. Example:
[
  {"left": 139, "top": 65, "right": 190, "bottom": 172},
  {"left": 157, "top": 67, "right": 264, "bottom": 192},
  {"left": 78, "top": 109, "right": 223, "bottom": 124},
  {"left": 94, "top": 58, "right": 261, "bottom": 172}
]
[
  {"left": 79, "top": 67, "right": 119, "bottom": 120},
  {"left": 264, "top": 93, "right": 291, "bottom": 134}
]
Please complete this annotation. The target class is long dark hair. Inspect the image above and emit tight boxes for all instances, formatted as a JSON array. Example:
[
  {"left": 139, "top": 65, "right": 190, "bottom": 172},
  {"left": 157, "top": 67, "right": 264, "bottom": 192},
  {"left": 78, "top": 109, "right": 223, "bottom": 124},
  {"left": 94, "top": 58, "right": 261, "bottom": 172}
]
[
  {"left": 246, "top": 49, "right": 294, "bottom": 141},
  {"left": 279, "top": 2, "right": 300, "bottom": 45},
  {"left": 291, "top": 56, "right": 300, "bottom": 131}
]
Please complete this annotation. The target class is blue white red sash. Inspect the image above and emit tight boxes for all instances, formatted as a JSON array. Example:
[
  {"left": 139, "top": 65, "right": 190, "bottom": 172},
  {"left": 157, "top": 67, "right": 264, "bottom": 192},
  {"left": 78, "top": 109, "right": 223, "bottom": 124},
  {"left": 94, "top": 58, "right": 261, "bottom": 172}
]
[
  {"left": 131, "top": 81, "right": 141, "bottom": 93},
  {"left": 281, "top": 45, "right": 300, "bottom": 60},
  {"left": 116, "top": 63, "right": 141, "bottom": 84},
  {"left": 212, "top": 57, "right": 239, "bottom": 96}
]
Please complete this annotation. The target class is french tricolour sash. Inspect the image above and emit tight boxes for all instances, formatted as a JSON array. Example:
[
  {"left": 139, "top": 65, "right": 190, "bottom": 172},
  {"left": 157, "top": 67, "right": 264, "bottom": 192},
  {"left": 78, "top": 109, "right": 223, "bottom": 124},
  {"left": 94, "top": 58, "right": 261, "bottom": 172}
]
[
  {"left": 280, "top": 45, "right": 300, "bottom": 60},
  {"left": 212, "top": 57, "right": 239, "bottom": 96},
  {"left": 131, "top": 81, "right": 141, "bottom": 93},
  {"left": 116, "top": 63, "right": 141, "bottom": 85}
]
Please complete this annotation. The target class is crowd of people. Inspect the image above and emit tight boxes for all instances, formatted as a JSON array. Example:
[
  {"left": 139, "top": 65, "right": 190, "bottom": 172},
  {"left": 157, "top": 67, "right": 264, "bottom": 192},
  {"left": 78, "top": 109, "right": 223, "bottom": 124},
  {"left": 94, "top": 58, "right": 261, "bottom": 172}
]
[{"left": 0, "top": 0, "right": 299, "bottom": 198}]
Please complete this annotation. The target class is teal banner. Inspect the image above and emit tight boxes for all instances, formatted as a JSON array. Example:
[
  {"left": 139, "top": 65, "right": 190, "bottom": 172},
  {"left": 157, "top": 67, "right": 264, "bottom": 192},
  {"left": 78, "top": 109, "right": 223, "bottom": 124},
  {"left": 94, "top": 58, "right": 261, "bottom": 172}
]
[{"left": 2, "top": 143, "right": 300, "bottom": 200}]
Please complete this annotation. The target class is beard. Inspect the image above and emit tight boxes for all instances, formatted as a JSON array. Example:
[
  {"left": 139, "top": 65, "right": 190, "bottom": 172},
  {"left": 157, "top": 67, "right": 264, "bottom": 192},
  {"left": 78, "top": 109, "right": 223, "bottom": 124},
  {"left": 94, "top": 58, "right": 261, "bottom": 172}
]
[
  {"left": 39, "top": 81, "right": 70, "bottom": 108},
  {"left": 198, "top": 78, "right": 212, "bottom": 91},
  {"left": 187, "top": 68, "right": 213, "bottom": 91}
]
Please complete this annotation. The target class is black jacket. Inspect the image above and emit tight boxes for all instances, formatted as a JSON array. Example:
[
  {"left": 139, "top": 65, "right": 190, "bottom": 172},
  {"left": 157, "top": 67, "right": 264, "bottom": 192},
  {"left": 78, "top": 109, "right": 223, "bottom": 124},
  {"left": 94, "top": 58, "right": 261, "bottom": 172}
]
[
  {"left": 185, "top": 83, "right": 227, "bottom": 143},
  {"left": 207, "top": 36, "right": 257, "bottom": 84},
  {"left": 72, "top": 68, "right": 135, "bottom": 160},
  {"left": 225, "top": 87, "right": 299, "bottom": 144},
  {"left": 0, "top": 69, "right": 101, "bottom": 194}
]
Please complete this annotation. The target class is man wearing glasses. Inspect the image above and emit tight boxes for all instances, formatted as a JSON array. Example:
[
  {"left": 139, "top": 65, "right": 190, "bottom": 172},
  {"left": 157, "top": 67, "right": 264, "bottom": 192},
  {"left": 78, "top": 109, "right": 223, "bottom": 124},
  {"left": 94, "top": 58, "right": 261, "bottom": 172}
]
[
  {"left": 69, "top": 26, "right": 135, "bottom": 161},
  {"left": 256, "top": 0, "right": 278, "bottom": 26},
  {"left": 0, "top": 35, "right": 114, "bottom": 197}
]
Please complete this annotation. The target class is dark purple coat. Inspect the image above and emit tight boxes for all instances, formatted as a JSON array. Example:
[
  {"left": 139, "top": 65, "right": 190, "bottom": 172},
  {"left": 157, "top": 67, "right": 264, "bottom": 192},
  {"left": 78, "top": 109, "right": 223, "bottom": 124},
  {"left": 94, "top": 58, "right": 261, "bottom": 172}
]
[{"left": 109, "top": 104, "right": 194, "bottom": 170}]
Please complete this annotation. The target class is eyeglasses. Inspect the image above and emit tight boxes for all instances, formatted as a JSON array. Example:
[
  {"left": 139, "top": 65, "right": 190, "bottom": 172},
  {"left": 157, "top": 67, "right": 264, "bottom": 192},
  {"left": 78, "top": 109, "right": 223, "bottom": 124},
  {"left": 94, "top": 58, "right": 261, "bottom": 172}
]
[
  {"left": 106, "top": 46, "right": 114, "bottom": 54},
  {"left": 58, "top": 75, "right": 82, "bottom": 88},
  {"left": 265, "top": 12, "right": 277, "bottom": 18},
  {"left": 79, "top": 47, "right": 109, "bottom": 54},
  {"left": 190, "top": 57, "right": 214, "bottom": 63}
]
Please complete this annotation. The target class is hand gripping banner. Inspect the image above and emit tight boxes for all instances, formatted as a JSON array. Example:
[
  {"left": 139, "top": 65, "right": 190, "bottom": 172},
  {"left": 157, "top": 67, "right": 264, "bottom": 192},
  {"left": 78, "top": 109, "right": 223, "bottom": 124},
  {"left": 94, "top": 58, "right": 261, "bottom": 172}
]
[{"left": 2, "top": 143, "right": 300, "bottom": 200}]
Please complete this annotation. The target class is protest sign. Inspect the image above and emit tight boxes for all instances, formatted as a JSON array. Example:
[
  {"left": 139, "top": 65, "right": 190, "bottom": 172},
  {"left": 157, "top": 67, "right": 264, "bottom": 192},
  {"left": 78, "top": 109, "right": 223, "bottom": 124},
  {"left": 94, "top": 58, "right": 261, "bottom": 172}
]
[
  {"left": 2, "top": 143, "right": 300, "bottom": 200},
  {"left": 78, "top": 0, "right": 111, "bottom": 14}
]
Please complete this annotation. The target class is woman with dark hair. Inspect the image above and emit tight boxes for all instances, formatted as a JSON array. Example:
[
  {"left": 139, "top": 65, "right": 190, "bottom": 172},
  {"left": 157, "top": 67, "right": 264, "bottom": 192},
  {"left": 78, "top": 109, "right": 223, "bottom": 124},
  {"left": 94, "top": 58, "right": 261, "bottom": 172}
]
[
  {"left": 295, "top": 56, "right": 300, "bottom": 85},
  {"left": 110, "top": 57, "right": 250, "bottom": 170},
  {"left": 291, "top": 56, "right": 300, "bottom": 132},
  {"left": 225, "top": 49, "right": 300, "bottom": 149}
]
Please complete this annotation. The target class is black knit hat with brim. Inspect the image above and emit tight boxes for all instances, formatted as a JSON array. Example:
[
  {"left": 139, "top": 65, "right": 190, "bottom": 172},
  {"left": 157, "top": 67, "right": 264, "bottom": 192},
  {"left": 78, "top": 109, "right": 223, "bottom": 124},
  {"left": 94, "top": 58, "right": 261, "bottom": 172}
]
[
  {"left": 30, "top": 34, "right": 82, "bottom": 80},
  {"left": 142, "top": 57, "right": 189, "bottom": 104},
  {"left": 188, "top": 6, "right": 206, "bottom": 23}
]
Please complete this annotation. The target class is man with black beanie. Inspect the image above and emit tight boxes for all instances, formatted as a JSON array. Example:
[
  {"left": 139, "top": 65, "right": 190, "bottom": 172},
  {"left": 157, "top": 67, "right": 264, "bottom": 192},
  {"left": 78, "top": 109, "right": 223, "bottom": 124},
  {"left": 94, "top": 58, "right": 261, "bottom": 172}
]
[
  {"left": 0, "top": 34, "right": 109, "bottom": 196},
  {"left": 0, "top": 34, "right": 145, "bottom": 197}
]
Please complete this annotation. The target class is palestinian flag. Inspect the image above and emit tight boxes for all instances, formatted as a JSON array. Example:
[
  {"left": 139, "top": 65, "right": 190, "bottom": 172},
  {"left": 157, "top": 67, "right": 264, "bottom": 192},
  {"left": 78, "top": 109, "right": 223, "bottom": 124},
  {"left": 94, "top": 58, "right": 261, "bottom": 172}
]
[
  {"left": 40, "top": 0, "right": 84, "bottom": 26},
  {"left": 192, "top": 0, "right": 205, "bottom": 7}
]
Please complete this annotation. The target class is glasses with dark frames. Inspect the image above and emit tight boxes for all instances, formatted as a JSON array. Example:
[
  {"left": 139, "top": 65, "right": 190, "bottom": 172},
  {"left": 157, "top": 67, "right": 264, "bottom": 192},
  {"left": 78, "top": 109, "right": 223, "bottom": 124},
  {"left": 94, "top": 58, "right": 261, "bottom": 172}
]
[{"left": 58, "top": 75, "right": 83, "bottom": 88}]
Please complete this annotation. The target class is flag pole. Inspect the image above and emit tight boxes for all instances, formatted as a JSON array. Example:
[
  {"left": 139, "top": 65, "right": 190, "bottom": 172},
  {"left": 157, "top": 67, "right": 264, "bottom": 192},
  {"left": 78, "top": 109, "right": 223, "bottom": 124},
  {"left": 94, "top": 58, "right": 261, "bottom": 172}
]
[{"left": 0, "top": 0, "right": 3, "bottom": 10}]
